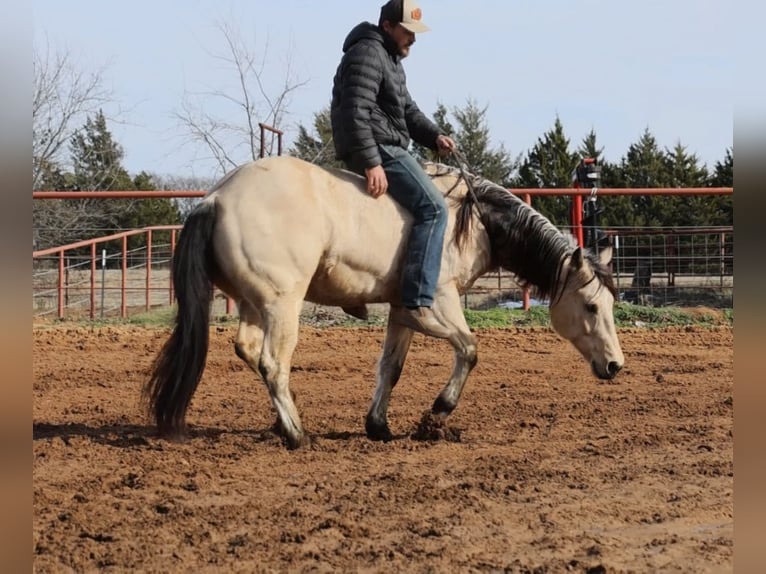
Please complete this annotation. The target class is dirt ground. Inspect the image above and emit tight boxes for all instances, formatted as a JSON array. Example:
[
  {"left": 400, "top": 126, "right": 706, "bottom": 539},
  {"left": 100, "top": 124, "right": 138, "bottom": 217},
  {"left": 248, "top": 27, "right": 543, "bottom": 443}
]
[{"left": 33, "top": 324, "right": 733, "bottom": 573}]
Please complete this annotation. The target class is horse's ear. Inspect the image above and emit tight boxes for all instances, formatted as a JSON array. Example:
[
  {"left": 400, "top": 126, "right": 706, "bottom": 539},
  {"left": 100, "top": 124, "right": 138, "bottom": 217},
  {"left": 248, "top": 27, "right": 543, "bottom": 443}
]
[
  {"left": 570, "top": 247, "right": 584, "bottom": 270},
  {"left": 598, "top": 245, "right": 613, "bottom": 266}
]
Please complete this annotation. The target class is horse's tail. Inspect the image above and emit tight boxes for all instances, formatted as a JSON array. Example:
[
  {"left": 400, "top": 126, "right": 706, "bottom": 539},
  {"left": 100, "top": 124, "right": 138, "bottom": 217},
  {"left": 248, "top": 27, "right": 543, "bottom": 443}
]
[{"left": 143, "top": 198, "right": 217, "bottom": 436}]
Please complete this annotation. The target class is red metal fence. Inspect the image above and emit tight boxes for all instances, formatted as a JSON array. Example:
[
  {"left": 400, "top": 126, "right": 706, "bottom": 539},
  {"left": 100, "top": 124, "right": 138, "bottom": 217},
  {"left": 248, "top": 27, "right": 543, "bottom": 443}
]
[{"left": 32, "top": 186, "right": 733, "bottom": 320}]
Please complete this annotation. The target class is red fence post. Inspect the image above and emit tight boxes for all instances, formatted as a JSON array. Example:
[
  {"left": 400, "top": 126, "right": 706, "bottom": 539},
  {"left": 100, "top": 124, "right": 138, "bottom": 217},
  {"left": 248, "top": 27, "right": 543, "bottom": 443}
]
[
  {"left": 90, "top": 243, "right": 96, "bottom": 319},
  {"left": 146, "top": 229, "right": 153, "bottom": 312},
  {"left": 121, "top": 236, "right": 128, "bottom": 318},
  {"left": 720, "top": 232, "right": 726, "bottom": 289},
  {"left": 573, "top": 195, "right": 584, "bottom": 247},
  {"left": 170, "top": 229, "right": 176, "bottom": 305},
  {"left": 258, "top": 123, "right": 284, "bottom": 158},
  {"left": 58, "top": 251, "right": 65, "bottom": 319}
]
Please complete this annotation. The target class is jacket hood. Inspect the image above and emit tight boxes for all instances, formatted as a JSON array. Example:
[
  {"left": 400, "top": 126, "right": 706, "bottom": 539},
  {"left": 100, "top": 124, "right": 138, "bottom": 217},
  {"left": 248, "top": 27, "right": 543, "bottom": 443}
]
[{"left": 343, "top": 22, "right": 396, "bottom": 55}]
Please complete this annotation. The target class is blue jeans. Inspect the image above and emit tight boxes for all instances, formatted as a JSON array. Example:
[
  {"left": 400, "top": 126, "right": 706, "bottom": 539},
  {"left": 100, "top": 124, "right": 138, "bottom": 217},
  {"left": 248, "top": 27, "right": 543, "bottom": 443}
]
[{"left": 348, "top": 145, "right": 448, "bottom": 307}]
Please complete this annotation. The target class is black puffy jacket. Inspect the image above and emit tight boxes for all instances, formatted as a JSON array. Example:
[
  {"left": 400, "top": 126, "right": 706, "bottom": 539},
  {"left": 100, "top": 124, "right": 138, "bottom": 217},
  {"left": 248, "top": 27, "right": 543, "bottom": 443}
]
[{"left": 331, "top": 22, "right": 441, "bottom": 169}]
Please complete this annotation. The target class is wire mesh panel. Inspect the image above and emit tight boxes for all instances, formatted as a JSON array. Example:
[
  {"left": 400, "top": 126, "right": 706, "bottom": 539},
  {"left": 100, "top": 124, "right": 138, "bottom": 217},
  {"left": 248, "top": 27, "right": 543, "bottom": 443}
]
[{"left": 610, "top": 227, "right": 733, "bottom": 307}]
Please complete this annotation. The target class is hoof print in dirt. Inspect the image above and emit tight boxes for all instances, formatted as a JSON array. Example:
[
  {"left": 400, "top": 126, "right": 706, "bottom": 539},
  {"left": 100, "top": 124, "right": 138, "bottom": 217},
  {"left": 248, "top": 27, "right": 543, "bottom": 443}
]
[{"left": 411, "top": 411, "right": 462, "bottom": 442}]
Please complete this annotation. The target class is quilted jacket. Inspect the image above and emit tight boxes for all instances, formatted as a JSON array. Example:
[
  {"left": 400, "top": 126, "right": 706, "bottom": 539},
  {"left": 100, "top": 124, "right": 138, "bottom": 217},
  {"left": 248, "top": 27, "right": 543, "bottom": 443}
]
[{"left": 331, "top": 22, "right": 441, "bottom": 169}]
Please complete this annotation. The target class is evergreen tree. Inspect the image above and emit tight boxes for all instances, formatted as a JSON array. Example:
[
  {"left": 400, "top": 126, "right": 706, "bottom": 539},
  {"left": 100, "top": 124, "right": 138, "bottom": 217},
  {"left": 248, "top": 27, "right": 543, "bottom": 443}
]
[
  {"left": 35, "top": 158, "right": 76, "bottom": 191},
  {"left": 710, "top": 147, "right": 733, "bottom": 187},
  {"left": 708, "top": 147, "right": 733, "bottom": 225},
  {"left": 576, "top": 129, "right": 604, "bottom": 164},
  {"left": 451, "top": 99, "right": 516, "bottom": 186},
  {"left": 290, "top": 107, "right": 343, "bottom": 168},
  {"left": 515, "top": 116, "right": 577, "bottom": 225},
  {"left": 33, "top": 110, "right": 179, "bottom": 250},
  {"left": 666, "top": 142, "right": 708, "bottom": 187},
  {"left": 665, "top": 142, "right": 714, "bottom": 227},
  {"left": 622, "top": 128, "right": 672, "bottom": 188},
  {"left": 69, "top": 110, "right": 134, "bottom": 191},
  {"left": 411, "top": 103, "right": 454, "bottom": 163},
  {"left": 117, "top": 171, "right": 181, "bottom": 249},
  {"left": 619, "top": 128, "right": 673, "bottom": 227},
  {"left": 70, "top": 111, "right": 179, "bottom": 240}
]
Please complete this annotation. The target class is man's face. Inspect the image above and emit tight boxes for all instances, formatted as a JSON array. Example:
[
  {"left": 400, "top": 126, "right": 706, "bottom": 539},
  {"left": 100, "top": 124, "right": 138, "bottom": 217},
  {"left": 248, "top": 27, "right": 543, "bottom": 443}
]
[{"left": 384, "top": 22, "right": 416, "bottom": 58}]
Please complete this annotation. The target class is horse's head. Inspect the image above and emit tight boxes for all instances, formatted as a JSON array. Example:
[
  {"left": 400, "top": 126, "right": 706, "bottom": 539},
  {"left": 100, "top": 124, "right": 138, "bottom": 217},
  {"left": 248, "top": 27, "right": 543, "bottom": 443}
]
[{"left": 549, "top": 246, "right": 624, "bottom": 380}]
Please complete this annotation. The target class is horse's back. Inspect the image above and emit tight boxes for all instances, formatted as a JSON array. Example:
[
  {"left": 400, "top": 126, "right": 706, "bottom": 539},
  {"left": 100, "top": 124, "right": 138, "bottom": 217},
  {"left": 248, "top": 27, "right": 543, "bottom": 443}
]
[{"left": 209, "top": 156, "right": 411, "bottom": 305}]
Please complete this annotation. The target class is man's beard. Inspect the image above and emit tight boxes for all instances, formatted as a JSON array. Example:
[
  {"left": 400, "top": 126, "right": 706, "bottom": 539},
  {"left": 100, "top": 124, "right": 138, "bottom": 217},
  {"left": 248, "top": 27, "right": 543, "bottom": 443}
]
[{"left": 399, "top": 40, "right": 414, "bottom": 57}]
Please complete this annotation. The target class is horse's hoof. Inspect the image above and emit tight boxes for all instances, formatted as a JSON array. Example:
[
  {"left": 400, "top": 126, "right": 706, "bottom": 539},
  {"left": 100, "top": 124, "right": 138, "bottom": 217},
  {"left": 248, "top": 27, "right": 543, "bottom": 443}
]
[
  {"left": 285, "top": 433, "right": 311, "bottom": 450},
  {"left": 365, "top": 418, "right": 393, "bottom": 442}
]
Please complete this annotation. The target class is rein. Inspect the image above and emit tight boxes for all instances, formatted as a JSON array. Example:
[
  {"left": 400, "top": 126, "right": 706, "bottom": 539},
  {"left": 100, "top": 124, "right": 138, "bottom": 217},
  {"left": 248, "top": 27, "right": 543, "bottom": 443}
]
[{"left": 450, "top": 149, "right": 486, "bottom": 222}]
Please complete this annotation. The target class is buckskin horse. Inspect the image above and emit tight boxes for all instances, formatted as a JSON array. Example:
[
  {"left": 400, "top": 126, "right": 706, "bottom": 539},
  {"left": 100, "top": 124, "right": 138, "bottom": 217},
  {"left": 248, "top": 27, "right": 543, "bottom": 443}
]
[{"left": 144, "top": 155, "right": 624, "bottom": 448}]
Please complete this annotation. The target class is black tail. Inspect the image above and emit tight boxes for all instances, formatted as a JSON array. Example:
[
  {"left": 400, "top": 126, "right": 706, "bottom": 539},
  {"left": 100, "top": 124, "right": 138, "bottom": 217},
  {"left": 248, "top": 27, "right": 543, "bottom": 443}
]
[{"left": 143, "top": 200, "right": 217, "bottom": 436}]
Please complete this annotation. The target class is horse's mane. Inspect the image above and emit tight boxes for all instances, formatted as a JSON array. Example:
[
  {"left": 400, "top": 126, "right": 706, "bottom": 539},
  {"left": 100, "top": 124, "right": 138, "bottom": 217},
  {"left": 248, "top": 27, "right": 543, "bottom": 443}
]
[{"left": 425, "top": 163, "right": 616, "bottom": 300}]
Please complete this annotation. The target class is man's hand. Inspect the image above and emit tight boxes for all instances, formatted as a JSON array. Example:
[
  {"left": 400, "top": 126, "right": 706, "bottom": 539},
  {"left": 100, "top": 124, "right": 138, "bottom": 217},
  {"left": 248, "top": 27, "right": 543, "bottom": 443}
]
[
  {"left": 435, "top": 134, "right": 456, "bottom": 156},
  {"left": 365, "top": 165, "right": 388, "bottom": 198}
]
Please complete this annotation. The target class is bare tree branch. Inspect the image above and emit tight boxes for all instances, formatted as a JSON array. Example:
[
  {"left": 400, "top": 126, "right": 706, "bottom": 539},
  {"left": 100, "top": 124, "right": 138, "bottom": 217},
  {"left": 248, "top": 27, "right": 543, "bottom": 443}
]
[
  {"left": 150, "top": 173, "right": 217, "bottom": 220},
  {"left": 32, "top": 40, "right": 112, "bottom": 189},
  {"left": 174, "top": 21, "right": 309, "bottom": 177}
]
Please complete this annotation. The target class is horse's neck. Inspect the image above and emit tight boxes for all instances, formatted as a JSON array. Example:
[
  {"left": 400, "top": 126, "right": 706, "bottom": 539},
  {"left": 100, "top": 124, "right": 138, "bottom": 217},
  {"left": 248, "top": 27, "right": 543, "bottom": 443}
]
[
  {"left": 423, "top": 164, "right": 465, "bottom": 196},
  {"left": 480, "top": 196, "right": 571, "bottom": 298}
]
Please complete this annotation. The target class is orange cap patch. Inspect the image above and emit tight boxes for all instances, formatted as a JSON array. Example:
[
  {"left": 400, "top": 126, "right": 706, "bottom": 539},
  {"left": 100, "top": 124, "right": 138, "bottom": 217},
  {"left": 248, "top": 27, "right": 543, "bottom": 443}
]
[{"left": 410, "top": 8, "right": 422, "bottom": 21}]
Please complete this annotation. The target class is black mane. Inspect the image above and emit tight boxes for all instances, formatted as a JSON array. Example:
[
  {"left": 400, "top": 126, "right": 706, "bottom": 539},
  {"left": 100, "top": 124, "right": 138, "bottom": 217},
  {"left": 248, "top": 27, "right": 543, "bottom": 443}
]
[{"left": 453, "top": 175, "right": 616, "bottom": 300}]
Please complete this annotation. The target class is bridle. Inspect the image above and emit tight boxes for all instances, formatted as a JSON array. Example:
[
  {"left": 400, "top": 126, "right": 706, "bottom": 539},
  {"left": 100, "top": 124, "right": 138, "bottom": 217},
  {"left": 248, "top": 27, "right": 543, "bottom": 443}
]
[{"left": 551, "top": 257, "right": 600, "bottom": 307}]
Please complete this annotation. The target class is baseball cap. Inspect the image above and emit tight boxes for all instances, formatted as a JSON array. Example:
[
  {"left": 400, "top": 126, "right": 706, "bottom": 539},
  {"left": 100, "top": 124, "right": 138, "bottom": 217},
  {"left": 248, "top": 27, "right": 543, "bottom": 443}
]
[{"left": 380, "top": 0, "right": 431, "bottom": 34}]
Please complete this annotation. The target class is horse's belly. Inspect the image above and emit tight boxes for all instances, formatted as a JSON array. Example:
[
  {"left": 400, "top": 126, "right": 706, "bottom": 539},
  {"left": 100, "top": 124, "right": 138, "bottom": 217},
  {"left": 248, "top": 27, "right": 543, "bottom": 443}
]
[{"left": 305, "top": 256, "right": 397, "bottom": 306}]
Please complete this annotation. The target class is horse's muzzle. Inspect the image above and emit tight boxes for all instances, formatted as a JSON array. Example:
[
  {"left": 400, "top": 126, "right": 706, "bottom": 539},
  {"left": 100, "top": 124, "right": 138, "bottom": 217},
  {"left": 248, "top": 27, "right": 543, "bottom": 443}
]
[{"left": 592, "top": 360, "right": 623, "bottom": 380}]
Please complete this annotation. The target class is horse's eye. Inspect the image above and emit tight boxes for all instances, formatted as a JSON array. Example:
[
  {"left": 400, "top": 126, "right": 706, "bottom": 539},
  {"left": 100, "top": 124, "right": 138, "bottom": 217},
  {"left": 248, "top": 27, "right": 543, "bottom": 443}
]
[{"left": 585, "top": 303, "right": 598, "bottom": 314}]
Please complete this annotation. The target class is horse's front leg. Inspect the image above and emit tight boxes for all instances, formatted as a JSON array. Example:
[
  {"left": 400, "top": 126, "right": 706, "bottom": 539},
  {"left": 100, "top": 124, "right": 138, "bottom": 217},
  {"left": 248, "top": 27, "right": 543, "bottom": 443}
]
[
  {"left": 430, "top": 288, "right": 478, "bottom": 419},
  {"left": 365, "top": 316, "right": 414, "bottom": 441}
]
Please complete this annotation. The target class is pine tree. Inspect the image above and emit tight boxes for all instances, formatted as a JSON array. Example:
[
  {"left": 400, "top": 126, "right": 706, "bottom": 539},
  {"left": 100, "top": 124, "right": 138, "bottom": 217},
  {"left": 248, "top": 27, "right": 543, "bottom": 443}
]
[
  {"left": 290, "top": 107, "right": 343, "bottom": 168},
  {"left": 622, "top": 128, "right": 672, "bottom": 188},
  {"left": 451, "top": 99, "right": 516, "bottom": 186},
  {"left": 708, "top": 147, "right": 733, "bottom": 225},
  {"left": 710, "top": 147, "right": 733, "bottom": 187},
  {"left": 33, "top": 110, "right": 179, "bottom": 250},
  {"left": 619, "top": 128, "right": 672, "bottom": 227},
  {"left": 69, "top": 110, "right": 134, "bottom": 191},
  {"left": 665, "top": 142, "right": 713, "bottom": 227},
  {"left": 576, "top": 130, "right": 604, "bottom": 164},
  {"left": 117, "top": 171, "right": 181, "bottom": 249},
  {"left": 667, "top": 142, "right": 708, "bottom": 187},
  {"left": 411, "top": 103, "right": 454, "bottom": 163},
  {"left": 515, "top": 116, "right": 577, "bottom": 225}
]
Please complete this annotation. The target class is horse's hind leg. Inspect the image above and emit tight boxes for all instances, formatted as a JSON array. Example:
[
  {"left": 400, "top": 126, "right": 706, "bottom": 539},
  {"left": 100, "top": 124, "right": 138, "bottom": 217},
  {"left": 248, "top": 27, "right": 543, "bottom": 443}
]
[
  {"left": 258, "top": 296, "right": 307, "bottom": 449},
  {"left": 234, "top": 303, "right": 265, "bottom": 373},
  {"left": 366, "top": 316, "right": 414, "bottom": 441},
  {"left": 234, "top": 303, "right": 281, "bottom": 432}
]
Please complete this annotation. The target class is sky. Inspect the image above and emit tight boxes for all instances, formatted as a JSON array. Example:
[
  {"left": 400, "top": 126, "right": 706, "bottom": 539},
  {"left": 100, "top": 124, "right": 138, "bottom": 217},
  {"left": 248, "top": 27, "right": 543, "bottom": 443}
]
[{"left": 33, "top": 0, "right": 739, "bottom": 180}]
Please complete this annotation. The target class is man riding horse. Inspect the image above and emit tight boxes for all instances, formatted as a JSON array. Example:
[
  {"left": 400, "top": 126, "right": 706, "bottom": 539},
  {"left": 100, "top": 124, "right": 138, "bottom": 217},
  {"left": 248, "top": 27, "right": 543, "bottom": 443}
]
[{"left": 331, "top": 0, "right": 456, "bottom": 335}]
